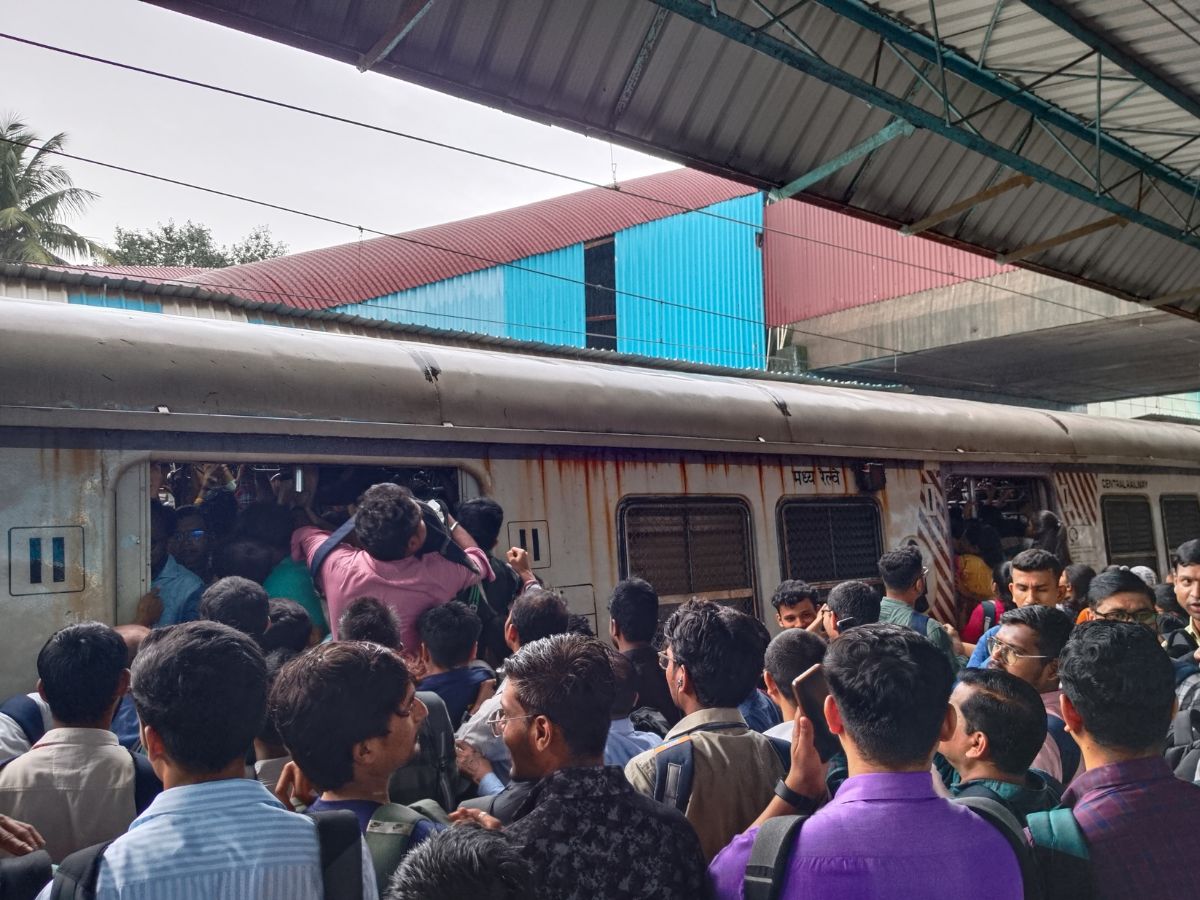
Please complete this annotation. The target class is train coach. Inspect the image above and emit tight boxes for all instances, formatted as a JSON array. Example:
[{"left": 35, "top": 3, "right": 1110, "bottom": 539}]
[{"left": 1, "top": 297, "right": 1199, "bottom": 694}]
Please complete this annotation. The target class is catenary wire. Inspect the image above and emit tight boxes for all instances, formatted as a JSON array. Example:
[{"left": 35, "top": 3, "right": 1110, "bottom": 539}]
[
  {"left": 0, "top": 30, "right": 1146, "bottom": 328},
  {"left": 0, "top": 130, "right": 1137, "bottom": 400}
]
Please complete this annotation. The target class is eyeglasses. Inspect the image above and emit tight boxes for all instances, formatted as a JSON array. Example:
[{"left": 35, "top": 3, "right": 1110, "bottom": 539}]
[
  {"left": 1094, "top": 608, "right": 1158, "bottom": 627},
  {"left": 486, "top": 706, "right": 537, "bottom": 738},
  {"left": 178, "top": 529, "right": 206, "bottom": 542},
  {"left": 986, "top": 635, "right": 1049, "bottom": 664},
  {"left": 657, "top": 650, "right": 672, "bottom": 671}
]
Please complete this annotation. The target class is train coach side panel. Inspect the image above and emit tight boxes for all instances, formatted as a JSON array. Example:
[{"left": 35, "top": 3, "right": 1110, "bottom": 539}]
[
  {"left": 0, "top": 447, "right": 118, "bottom": 694},
  {"left": 479, "top": 451, "right": 934, "bottom": 633}
]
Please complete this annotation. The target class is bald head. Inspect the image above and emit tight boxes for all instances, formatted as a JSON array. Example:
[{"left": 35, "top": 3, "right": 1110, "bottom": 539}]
[{"left": 114, "top": 624, "right": 151, "bottom": 667}]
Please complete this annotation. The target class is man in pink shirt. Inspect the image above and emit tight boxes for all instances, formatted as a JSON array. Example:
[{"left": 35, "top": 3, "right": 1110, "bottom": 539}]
[{"left": 291, "top": 481, "right": 493, "bottom": 652}]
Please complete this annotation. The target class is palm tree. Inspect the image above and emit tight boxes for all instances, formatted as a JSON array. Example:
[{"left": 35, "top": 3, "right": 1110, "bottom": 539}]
[{"left": 0, "top": 116, "right": 110, "bottom": 264}]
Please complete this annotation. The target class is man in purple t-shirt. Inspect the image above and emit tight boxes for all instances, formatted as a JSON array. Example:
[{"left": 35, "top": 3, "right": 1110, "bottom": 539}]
[
  {"left": 708, "top": 623, "right": 1022, "bottom": 900},
  {"left": 289, "top": 477, "right": 492, "bottom": 653}
]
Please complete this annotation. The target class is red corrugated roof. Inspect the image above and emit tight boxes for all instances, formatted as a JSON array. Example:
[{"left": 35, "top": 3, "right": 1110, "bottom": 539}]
[
  {"left": 87, "top": 265, "right": 213, "bottom": 283},
  {"left": 176, "top": 168, "right": 755, "bottom": 309}
]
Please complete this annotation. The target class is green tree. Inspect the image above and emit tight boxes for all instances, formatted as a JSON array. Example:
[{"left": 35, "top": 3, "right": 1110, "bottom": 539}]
[
  {"left": 0, "top": 117, "right": 110, "bottom": 264},
  {"left": 110, "top": 220, "right": 287, "bottom": 268}
]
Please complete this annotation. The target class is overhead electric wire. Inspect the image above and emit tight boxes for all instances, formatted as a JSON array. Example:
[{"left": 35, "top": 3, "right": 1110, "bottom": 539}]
[
  {"left": 0, "top": 131, "right": 1138, "bottom": 404},
  {"left": 0, "top": 30, "right": 1140, "bottom": 329},
  {"left": 1, "top": 32, "right": 1177, "bottom": 400}
]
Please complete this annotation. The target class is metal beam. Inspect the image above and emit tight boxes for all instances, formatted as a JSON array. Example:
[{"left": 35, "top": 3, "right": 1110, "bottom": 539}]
[
  {"left": 1146, "top": 285, "right": 1200, "bottom": 308},
  {"left": 1020, "top": 0, "right": 1200, "bottom": 132},
  {"left": 901, "top": 174, "right": 1033, "bottom": 235},
  {"left": 808, "top": 0, "right": 1200, "bottom": 202},
  {"left": 648, "top": 0, "right": 1200, "bottom": 255},
  {"left": 767, "top": 119, "right": 915, "bottom": 202},
  {"left": 996, "top": 215, "right": 1126, "bottom": 265},
  {"left": 357, "top": 0, "right": 437, "bottom": 73},
  {"left": 612, "top": 7, "right": 672, "bottom": 126}
]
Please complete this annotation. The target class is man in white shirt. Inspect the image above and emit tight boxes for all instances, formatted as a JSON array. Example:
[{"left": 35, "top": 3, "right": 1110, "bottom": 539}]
[{"left": 0, "top": 623, "right": 157, "bottom": 862}]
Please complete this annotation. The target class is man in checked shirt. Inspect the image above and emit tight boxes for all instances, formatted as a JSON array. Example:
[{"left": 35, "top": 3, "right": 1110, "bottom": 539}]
[{"left": 1037, "top": 619, "right": 1200, "bottom": 899}]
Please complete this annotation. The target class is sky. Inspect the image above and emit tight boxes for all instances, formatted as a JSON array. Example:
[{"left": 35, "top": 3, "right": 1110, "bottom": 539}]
[{"left": 1, "top": 0, "right": 679, "bottom": 256}]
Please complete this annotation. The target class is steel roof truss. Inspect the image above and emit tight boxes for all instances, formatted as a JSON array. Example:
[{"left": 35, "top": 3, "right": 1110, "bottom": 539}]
[
  {"left": 1019, "top": 0, "right": 1200, "bottom": 133},
  {"left": 885, "top": 42, "right": 983, "bottom": 138},
  {"left": 901, "top": 174, "right": 1033, "bottom": 235},
  {"left": 807, "top": 0, "right": 1200, "bottom": 202},
  {"left": 996, "top": 215, "right": 1127, "bottom": 265},
  {"left": 767, "top": 118, "right": 915, "bottom": 202},
  {"left": 651, "top": 0, "right": 1200, "bottom": 257},
  {"left": 749, "top": 0, "right": 824, "bottom": 58},
  {"left": 357, "top": 0, "right": 437, "bottom": 73}
]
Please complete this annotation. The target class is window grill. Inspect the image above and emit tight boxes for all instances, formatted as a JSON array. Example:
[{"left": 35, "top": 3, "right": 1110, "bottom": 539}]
[
  {"left": 1101, "top": 495, "right": 1158, "bottom": 570},
  {"left": 1161, "top": 495, "right": 1200, "bottom": 555},
  {"left": 619, "top": 497, "right": 756, "bottom": 618},
  {"left": 778, "top": 498, "right": 883, "bottom": 586}
]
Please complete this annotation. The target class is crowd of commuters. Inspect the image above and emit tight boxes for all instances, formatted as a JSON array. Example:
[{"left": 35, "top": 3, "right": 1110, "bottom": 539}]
[{"left": 1, "top": 475, "right": 1200, "bottom": 899}]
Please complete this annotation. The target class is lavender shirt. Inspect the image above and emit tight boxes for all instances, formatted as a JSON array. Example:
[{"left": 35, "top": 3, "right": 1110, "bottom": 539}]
[{"left": 708, "top": 771, "right": 1022, "bottom": 900}]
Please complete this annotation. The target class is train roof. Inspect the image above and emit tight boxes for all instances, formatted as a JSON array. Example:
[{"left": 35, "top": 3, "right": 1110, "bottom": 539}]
[{"left": 3, "top": 298, "right": 1199, "bottom": 469}]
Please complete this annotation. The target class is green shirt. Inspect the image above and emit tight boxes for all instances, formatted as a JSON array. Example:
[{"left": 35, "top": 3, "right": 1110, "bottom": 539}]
[
  {"left": 878, "top": 597, "right": 961, "bottom": 671},
  {"left": 951, "top": 775, "right": 1061, "bottom": 826},
  {"left": 263, "top": 556, "right": 328, "bottom": 635}
]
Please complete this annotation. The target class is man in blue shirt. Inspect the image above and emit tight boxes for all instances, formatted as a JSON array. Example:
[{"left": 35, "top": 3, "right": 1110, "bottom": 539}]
[
  {"left": 416, "top": 602, "right": 495, "bottom": 727},
  {"left": 604, "top": 653, "right": 661, "bottom": 766},
  {"left": 146, "top": 501, "right": 203, "bottom": 627},
  {"left": 38, "top": 620, "right": 377, "bottom": 900}
]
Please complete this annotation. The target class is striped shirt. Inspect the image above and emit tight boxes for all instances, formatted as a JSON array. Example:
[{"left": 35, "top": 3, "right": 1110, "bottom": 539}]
[{"left": 36, "top": 777, "right": 378, "bottom": 900}]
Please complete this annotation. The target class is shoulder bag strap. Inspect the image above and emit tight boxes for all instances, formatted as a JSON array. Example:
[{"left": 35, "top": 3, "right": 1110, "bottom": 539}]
[
  {"left": 364, "top": 803, "right": 428, "bottom": 893},
  {"left": 955, "top": 795, "right": 1045, "bottom": 900},
  {"left": 743, "top": 815, "right": 809, "bottom": 900},
  {"left": 652, "top": 738, "right": 696, "bottom": 813},
  {"left": 308, "top": 516, "right": 357, "bottom": 584},
  {"left": 50, "top": 841, "right": 113, "bottom": 900},
  {"left": 0, "top": 695, "right": 46, "bottom": 747},
  {"left": 1028, "top": 807, "right": 1093, "bottom": 900},
  {"left": 126, "top": 749, "right": 162, "bottom": 814},
  {"left": 310, "top": 809, "right": 364, "bottom": 900}
]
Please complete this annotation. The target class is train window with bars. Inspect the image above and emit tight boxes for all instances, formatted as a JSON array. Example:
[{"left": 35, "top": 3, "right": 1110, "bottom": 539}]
[
  {"left": 1101, "top": 495, "right": 1158, "bottom": 570},
  {"left": 1161, "top": 495, "right": 1200, "bottom": 554},
  {"left": 777, "top": 498, "right": 883, "bottom": 586},
  {"left": 618, "top": 497, "right": 756, "bottom": 617}
]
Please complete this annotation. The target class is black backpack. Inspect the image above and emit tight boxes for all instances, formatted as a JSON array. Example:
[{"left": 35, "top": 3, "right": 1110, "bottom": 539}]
[
  {"left": 1165, "top": 628, "right": 1198, "bottom": 661},
  {"left": 1164, "top": 707, "right": 1200, "bottom": 781},
  {"left": 743, "top": 795, "right": 1045, "bottom": 900},
  {"left": 0, "top": 850, "right": 52, "bottom": 900},
  {"left": 0, "top": 748, "right": 161, "bottom": 816},
  {"left": 651, "top": 724, "right": 789, "bottom": 813},
  {"left": 0, "top": 695, "right": 46, "bottom": 747},
  {"left": 387, "top": 691, "right": 461, "bottom": 813},
  {"left": 48, "top": 809, "right": 365, "bottom": 900}
]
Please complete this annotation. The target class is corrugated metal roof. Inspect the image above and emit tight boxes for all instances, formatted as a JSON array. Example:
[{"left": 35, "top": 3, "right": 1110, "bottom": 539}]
[
  {"left": 87, "top": 265, "right": 213, "bottom": 281},
  {"left": 764, "top": 199, "right": 1011, "bottom": 324},
  {"left": 174, "top": 168, "right": 755, "bottom": 309},
  {"left": 144, "top": 0, "right": 1200, "bottom": 319}
]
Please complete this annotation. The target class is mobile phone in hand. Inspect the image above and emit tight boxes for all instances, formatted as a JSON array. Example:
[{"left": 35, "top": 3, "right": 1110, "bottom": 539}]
[{"left": 791, "top": 663, "right": 842, "bottom": 763}]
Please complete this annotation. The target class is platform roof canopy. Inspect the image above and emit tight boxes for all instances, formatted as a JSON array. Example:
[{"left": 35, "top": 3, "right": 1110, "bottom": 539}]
[{"left": 148, "top": 0, "right": 1200, "bottom": 319}]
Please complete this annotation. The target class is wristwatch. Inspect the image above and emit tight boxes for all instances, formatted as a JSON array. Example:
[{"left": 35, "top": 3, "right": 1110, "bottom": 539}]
[{"left": 774, "top": 779, "right": 819, "bottom": 815}]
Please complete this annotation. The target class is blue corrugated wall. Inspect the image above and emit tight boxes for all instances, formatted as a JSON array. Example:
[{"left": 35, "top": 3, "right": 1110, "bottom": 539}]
[
  {"left": 331, "top": 265, "right": 507, "bottom": 336},
  {"left": 503, "top": 245, "right": 585, "bottom": 346},
  {"left": 69, "top": 293, "right": 162, "bottom": 313},
  {"left": 67, "top": 195, "right": 767, "bottom": 368},
  {"left": 614, "top": 193, "right": 764, "bottom": 369},
  {"left": 329, "top": 246, "right": 586, "bottom": 345}
]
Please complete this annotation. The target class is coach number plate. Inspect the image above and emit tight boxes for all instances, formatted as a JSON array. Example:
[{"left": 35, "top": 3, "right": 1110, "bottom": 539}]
[{"left": 9, "top": 526, "right": 85, "bottom": 596}]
